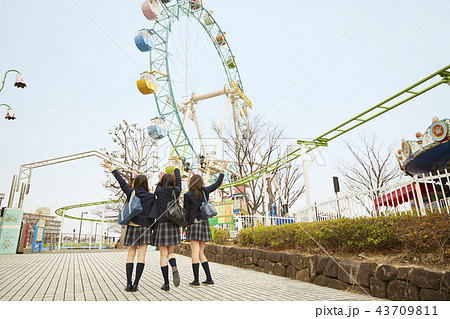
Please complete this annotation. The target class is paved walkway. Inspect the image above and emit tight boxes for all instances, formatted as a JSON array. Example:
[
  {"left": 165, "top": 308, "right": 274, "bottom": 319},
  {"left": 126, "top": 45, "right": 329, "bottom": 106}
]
[{"left": 0, "top": 249, "right": 377, "bottom": 301}]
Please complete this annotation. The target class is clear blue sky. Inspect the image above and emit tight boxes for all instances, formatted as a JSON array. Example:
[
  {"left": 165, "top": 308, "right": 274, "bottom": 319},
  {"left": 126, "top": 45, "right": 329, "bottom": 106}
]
[{"left": 1, "top": 0, "right": 449, "bottom": 235}]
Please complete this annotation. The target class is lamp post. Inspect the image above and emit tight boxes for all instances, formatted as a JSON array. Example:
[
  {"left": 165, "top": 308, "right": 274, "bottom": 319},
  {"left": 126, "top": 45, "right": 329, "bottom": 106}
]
[
  {"left": 1, "top": 69, "right": 26, "bottom": 120},
  {"left": 78, "top": 212, "right": 86, "bottom": 243}
]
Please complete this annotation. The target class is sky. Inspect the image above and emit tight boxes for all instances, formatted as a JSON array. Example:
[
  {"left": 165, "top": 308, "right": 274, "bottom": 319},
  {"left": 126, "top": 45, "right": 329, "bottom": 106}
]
[{"left": 1, "top": 0, "right": 449, "bottom": 237}]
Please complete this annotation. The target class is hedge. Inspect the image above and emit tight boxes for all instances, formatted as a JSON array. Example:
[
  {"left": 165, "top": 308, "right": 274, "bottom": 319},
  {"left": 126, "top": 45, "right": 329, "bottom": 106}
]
[
  {"left": 238, "top": 212, "right": 449, "bottom": 261},
  {"left": 213, "top": 228, "right": 230, "bottom": 245}
]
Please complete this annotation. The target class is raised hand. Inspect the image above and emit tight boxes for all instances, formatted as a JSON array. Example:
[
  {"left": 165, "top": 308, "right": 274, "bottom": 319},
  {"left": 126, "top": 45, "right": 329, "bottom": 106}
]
[
  {"left": 100, "top": 160, "right": 113, "bottom": 171},
  {"left": 221, "top": 161, "right": 228, "bottom": 171}
]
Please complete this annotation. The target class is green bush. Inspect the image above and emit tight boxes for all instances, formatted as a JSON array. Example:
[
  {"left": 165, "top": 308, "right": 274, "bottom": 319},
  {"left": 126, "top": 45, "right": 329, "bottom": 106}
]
[
  {"left": 213, "top": 228, "right": 230, "bottom": 245},
  {"left": 238, "top": 213, "right": 449, "bottom": 260}
]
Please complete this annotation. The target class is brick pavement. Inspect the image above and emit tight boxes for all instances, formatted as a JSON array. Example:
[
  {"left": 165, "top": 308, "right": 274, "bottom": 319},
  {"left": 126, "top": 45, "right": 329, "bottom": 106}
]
[{"left": 0, "top": 249, "right": 378, "bottom": 301}]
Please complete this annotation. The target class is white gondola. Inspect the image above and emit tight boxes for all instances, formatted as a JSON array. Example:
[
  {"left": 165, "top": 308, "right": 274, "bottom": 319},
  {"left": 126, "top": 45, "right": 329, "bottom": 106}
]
[
  {"left": 204, "top": 11, "right": 214, "bottom": 25},
  {"left": 147, "top": 117, "right": 167, "bottom": 139}
]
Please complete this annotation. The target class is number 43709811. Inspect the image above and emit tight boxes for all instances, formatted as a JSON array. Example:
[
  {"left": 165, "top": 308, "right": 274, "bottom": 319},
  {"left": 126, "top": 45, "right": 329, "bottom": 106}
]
[{"left": 376, "top": 305, "right": 437, "bottom": 316}]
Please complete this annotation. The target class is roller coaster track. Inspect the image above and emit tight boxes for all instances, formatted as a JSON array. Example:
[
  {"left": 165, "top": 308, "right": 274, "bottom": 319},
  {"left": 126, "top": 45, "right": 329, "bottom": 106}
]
[
  {"left": 219, "top": 64, "right": 450, "bottom": 189},
  {"left": 54, "top": 199, "right": 123, "bottom": 223}
]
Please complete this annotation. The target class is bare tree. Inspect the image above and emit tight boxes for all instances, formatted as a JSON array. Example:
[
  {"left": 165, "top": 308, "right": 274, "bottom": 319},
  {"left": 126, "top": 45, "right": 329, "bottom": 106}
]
[
  {"left": 337, "top": 134, "right": 401, "bottom": 216},
  {"left": 214, "top": 116, "right": 285, "bottom": 216},
  {"left": 273, "top": 157, "right": 305, "bottom": 216},
  {"left": 96, "top": 120, "right": 158, "bottom": 224}
]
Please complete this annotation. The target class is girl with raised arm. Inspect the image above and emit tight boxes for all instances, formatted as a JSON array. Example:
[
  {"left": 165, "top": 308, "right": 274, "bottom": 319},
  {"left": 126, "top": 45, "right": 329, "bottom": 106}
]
[
  {"left": 100, "top": 161, "right": 154, "bottom": 292},
  {"left": 149, "top": 157, "right": 182, "bottom": 291},
  {"left": 184, "top": 162, "right": 227, "bottom": 286}
]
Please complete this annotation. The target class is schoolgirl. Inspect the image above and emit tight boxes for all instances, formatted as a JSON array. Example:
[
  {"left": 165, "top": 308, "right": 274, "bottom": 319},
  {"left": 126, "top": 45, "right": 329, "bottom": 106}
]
[
  {"left": 183, "top": 162, "right": 227, "bottom": 286},
  {"left": 149, "top": 157, "right": 182, "bottom": 291},
  {"left": 101, "top": 161, "right": 155, "bottom": 292}
]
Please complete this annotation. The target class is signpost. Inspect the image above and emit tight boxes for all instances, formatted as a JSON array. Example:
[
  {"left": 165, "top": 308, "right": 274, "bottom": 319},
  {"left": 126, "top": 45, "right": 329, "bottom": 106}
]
[
  {"left": 31, "top": 219, "right": 45, "bottom": 253},
  {"left": 0, "top": 208, "right": 24, "bottom": 255}
]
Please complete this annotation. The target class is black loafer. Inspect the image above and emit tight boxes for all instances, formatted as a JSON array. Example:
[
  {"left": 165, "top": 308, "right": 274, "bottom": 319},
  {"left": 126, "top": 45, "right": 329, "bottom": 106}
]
[
  {"left": 161, "top": 284, "right": 169, "bottom": 291},
  {"left": 172, "top": 267, "right": 180, "bottom": 287},
  {"left": 125, "top": 285, "right": 132, "bottom": 292},
  {"left": 189, "top": 281, "right": 200, "bottom": 287},
  {"left": 201, "top": 280, "right": 214, "bottom": 286},
  {"left": 131, "top": 285, "right": 138, "bottom": 292}
]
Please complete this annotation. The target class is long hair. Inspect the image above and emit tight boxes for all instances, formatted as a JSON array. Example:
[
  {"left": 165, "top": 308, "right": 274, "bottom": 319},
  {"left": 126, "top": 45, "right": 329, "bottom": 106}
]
[
  {"left": 133, "top": 175, "right": 149, "bottom": 191},
  {"left": 161, "top": 173, "right": 175, "bottom": 190},
  {"left": 189, "top": 174, "right": 204, "bottom": 200}
]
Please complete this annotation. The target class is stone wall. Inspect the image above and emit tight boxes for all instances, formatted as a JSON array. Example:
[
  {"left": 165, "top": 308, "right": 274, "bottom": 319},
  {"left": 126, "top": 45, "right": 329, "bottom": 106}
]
[{"left": 174, "top": 243, "right": 450, "bottom": 301}]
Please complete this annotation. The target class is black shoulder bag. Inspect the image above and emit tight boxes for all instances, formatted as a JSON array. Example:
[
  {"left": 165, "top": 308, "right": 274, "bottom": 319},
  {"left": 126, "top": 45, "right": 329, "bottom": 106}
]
[{"left": 165, "top": 190, "right": 186, "bottom": 227}]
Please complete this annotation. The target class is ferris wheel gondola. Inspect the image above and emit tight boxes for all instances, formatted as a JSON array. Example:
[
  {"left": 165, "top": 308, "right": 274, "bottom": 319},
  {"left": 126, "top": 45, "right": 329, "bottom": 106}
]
[
  {"left": 136, "top": 71, "right": 157, "bottom": 94},
  {"left": 141, "top": 0, "right": 160, "bottom": 20},
  {"left": 134, "top": 29, "right": 155, "bottom": 52},
  {"left": 147, "top": 116, "right": 167, "bottom": 140}
]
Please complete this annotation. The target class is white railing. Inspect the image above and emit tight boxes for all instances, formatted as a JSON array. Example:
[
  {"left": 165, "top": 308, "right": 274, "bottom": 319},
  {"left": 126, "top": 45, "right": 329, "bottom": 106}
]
[
  {"left": 234, "top": 214, "right": 297, "bottom": 230},
  {"left": 295, "top": 170, "right": 450, "bottom": 221}
]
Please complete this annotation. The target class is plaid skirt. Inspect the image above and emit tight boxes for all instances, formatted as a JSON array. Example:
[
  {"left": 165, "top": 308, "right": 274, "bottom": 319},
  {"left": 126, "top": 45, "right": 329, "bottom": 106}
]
[
  {"left": 123, "top": 225, "right": 153, "bottom": 246},
  {"left": 186, "top": 219, "right": 212, "bottom": 242},
  {"left": 151, "top": 222, "right": 181, "bottom": 247}
]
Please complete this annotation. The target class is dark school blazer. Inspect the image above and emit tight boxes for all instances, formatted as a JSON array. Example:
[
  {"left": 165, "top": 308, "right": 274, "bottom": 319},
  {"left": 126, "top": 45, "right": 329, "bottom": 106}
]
[
  {"left": 112, "top": 170, "right": 155, "bottom": 227},
  {"left": 149, "top": 168, "right": 181, "bottom": 224},
  {"left": 183, "top": 173, "right": 224, "bottom": 226}
]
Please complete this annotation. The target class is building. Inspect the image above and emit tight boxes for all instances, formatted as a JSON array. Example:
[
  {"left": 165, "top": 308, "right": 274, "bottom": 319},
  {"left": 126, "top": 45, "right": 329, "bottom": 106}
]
[{"left": 22, "top": 207, "right": 61, "bottom": 244}]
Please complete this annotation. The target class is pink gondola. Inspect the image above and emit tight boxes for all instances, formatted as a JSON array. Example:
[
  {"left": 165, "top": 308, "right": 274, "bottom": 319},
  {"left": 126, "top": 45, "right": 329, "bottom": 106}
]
[{"left": 142, "top": 0, "right": 160, "bottom": 21}]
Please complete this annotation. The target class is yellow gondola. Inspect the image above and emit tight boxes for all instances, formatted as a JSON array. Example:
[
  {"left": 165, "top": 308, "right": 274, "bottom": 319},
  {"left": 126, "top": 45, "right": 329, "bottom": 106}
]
[{"left": 137, "top": 71, "right": 157, "bottom": 94}]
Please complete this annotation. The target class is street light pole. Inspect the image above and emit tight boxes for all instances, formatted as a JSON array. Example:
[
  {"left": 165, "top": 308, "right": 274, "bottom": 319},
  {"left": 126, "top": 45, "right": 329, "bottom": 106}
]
[
  {"left": 1, "top": 69, "right": 26, "bottom": 120},
  {"left": 78, "top": 212, "right": 86, "bottom": 243},
  {"left": 0, "top": 69, "right": 26, "bottom": 92},
  {"left": 94, "top": 223, "right": 99, "bottom": 244}
]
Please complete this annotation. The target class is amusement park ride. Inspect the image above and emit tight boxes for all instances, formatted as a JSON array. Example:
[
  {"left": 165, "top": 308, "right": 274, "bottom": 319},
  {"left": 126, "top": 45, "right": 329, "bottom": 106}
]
[
  {"left": 132, "top": 0, "right": 450, "bottom": 219},
  {"left": 397, "top": 117, "right": 450, "bottom": 176},
  {"left": 134, "top": 0, "right": 251, "bottom": 181}
]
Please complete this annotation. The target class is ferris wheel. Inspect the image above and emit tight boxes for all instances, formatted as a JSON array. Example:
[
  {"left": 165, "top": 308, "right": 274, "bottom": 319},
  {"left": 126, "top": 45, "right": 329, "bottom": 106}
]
[{"left": 134, "top": 0, "right": 252, "bottom": 178}]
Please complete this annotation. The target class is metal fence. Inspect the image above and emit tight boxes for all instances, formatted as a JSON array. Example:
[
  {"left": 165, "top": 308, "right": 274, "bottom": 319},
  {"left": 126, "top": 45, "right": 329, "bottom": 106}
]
[
  {"left": 52, "top": 233, "right": 117, "bottom": 249},
  {"left": 234, "top": 215, "right": 297, "bottom": 230},
  {"left": 295, "top": 170, "right": 450, "bottom": 221}
]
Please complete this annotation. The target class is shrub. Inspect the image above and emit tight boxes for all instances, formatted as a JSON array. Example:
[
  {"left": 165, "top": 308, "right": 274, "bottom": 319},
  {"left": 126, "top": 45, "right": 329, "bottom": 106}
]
[
  {"left": 237, "top": 213, "right": 449, "bottom": 260},
  {"left": 213, "top": 228, "right": 230, "bottom": 245},
  {"left": 393, "top": 212, "right": 450, "bottom": 261}
]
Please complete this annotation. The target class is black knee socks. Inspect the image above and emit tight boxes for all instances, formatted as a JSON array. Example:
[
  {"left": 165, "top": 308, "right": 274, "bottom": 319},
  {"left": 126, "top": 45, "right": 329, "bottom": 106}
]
[
  {"left": 134, "top": 263, "right": 145, "bottom": 286},
  {"left": 192, "top": 263, "right": 200, "bottom": 282},
  {"left": 161, "top": 265, "right": 169, "bottom": 285},
  {"left": 169, "top": 258, "right": 177, "bottom": 268},
  {"left": 201, "top": 261, "right": 212, "bottom": 281},
  {"left": 126, "top": 263, "right": 133, "bottom": 286}
]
